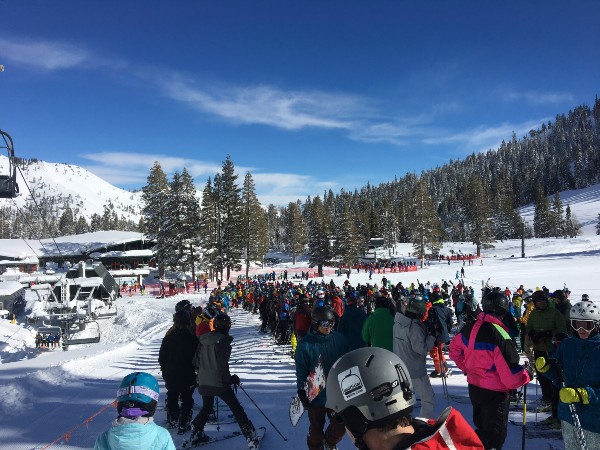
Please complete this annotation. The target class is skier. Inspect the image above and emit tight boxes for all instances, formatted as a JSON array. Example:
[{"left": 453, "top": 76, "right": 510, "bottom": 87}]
[
  {"left": 426, "top": 292, "right": 453, "bottom": 378},
  {"left": 189, "top": 313, "right": 260, "bottom": 449},
  {"left": 158, "top": 310, "right": 198, "bottom": 433},
  {"left": 393, "top": 298, "right": 437, "bottom": 418},
  {"left": 325, "top": 347, "right": 483, "bottom": 450},
  {"left": 337, "top": 292, "right": 367, "bottom": 352},
  {"left": 94, "top": 372, "right": 175, "bottom": 450},
  {"left": 361, "top": 296, "right": 394, "bottom": 352},
  {"left": 295, "top": 306, "right": 347, "bottom": 450},
  {"left": 449, "top": 291, "right": 530, "bottom": 450},
  {"left": 536, "top": 299, "right": 600, "bottom": 449}
]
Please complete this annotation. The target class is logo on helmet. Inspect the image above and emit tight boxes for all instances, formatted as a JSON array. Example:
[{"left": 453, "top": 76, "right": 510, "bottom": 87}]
[{"left": 338, "top": 366, "right": 366, "bottom": 401}]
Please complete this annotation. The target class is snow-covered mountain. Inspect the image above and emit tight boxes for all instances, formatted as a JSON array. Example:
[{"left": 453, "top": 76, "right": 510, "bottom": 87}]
[{"left": 0, "top": 154, "right": 142, "bottom": 222}]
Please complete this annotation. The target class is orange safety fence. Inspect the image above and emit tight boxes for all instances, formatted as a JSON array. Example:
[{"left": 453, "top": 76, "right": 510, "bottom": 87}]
[{"left": 41, "top": 400, "right": 117, "bottom": 449}]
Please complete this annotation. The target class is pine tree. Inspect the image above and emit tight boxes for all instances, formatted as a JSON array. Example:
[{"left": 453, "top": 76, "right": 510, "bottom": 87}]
[
  {"left": 410, "top": 180, "right": 444, "bottom": 266},
  {"left": 199, "top": 177, "right": 219, "bottom": 280},
  {"left": 141, "top": 161, "right": 170, "bottom": 277},
  {"left": 462, "top": 176, "right": 494, "bottom": 256},
  {"left": 58, "top": 205, "right": 75, "bottom": 236},
  {"left": 285, "top": 201, "right": 306, "bottom": 264},
  {"left": 533, "top": 181, "right": 551, "bottom": 237},
  {"left": 564, "top": 205, "right": 580, "bottom": 238},
  {"left": 306, "top": 196, "right": 332, "bottom": 277},
  {"left": 550, "top": 191, "right": 565, "bottom": 238},
  {"left": 241, "top": 172, "right": 269, "bottom": 276},
  {"left": 214, "top": 156, "right": 243, "bottom": 280},
  {"left": 74, "top": 215, "right": 89, "bottom": 234},
  {"left": 333, "top": 204, "right": 361, "bottom": 269}
]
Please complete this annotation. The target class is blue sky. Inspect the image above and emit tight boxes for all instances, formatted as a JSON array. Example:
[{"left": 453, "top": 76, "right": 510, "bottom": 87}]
[{"left": 1, "top": 1, "right": 598, "bottom": 206}]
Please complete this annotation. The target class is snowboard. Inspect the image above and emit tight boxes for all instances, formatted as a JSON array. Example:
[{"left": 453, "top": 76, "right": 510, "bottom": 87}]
[{"left": 289, "top": 355, "right": 326, "bottom": 427}]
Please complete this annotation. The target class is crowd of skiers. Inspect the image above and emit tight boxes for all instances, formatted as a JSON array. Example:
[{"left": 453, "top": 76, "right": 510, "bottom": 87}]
[{"left": 94, "top": 276, "right": 600, "bottom": 450}]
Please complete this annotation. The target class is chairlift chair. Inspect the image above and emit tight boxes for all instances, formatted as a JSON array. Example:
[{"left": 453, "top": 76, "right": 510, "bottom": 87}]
[{"left": 0, "top": 130, "right": 19, "bottom": 198}]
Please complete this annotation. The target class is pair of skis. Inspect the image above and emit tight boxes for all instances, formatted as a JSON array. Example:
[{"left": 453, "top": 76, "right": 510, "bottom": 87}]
[{"left": 179, "top": 426, "right": 266, "bottom": 449}]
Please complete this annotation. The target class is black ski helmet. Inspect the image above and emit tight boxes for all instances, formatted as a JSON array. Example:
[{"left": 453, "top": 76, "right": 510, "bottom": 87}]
[
  {"left": 175, "top": 299, "right": 192, "bottom": 312},
  {"left": 481, "top": 291, "right": 510, "bottom": 316},
  {"left": 213, "top": 313, "right": 232, "bottom": 332},
  {"left": 311, "top": 306, "right": 335, "bottom": 326},
  {"left": 173, "top": 309, "right": 190, "bottom": 327},
  {"left": 405, "top": 298, "right": 427, "bottom": 321}
]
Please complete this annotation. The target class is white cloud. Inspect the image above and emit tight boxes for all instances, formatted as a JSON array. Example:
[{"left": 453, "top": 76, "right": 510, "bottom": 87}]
[
  {"left": 0, "top": 37, "right": 91, "bottom": 71},
  {"left": 159, "top": 78, "right": 362, "bottom": 131},
  {"left": 500, "top": 89, "right": 575, "bottom": 105},
  {"left": 423, "top": 118, "right": 550, "bottom": 152}
]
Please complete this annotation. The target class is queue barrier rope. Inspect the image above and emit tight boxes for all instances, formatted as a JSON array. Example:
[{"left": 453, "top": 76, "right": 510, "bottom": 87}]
[{"left": 40, "top": 400, "right": 117, "bottom": 449}]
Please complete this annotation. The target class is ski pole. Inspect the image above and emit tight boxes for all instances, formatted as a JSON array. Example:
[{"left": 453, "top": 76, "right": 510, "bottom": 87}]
[
  {"left": 551, "top": 359, "right": 588, "bottom": 450},
  {"left": 239, "top": 384, "right": 287, "bottom": 441},
  {"left": 521, "top": 363, "right": 529, "bottom": 450}
]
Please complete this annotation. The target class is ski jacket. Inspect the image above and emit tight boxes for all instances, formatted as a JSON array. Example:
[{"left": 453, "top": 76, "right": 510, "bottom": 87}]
[
  {"left": 94, "top": 417, "right": 175, "bottom": 450},
  {"left": 542, "top": 334, "right": 600, "bottom": 433},
  {"left": 158, "top": 327, "right": 198, "bottom": 392},
  {"left": 428, "top": 299, "right": 453, "bottom": 344},
  {"left": 390, "top": 407, "right": 483, "bottom": 449},
  {"left": 338, "top": 304, "right": 367, "bottom": 352},
  {"left": 393, "top": 312, "right": 436, "bottom": 379},
  {"left": 362, "top": 306, "right": 394, "bottom": 352},
  {"left": 449, "top": 312, "right": 529, "bottom": 392},
  {"left": 331, "top": 295, "right": 344, "bottom": 318},
  {"left": 293, "top": 307, "right": 313, "bottom": 336},
  {"left": 295, "top": 329, "right": 347, "bottom": 407},
  {"left": 526, "top": 307, "right": 566, "bottom": 353},
  {"left": 193, "top": 330, "right": 234, "bottom": 393}
]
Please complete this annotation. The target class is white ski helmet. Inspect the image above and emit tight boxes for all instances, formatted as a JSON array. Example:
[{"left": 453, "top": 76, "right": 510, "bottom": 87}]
[
  {"left": 570, "top": 300, "right": 600, "bottom": 321},
  {"left": 325, "top": 347, "right": 414, "bottom": 438}
]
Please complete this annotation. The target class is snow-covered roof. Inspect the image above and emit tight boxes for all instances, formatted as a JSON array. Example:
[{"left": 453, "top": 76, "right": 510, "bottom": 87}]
[
  {"left": 0, "top": 231, "right": 148, "bottom": 259},
  {"left": 89, "top": 249, "right": 153, "bottom": 258},
  {"left": 0, "top": 281, "right": 25, "bottom": 295}
]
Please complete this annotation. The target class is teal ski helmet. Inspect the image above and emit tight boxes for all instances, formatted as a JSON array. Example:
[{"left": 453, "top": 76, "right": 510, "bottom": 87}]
[{"left": 117, "top": 372, "right": 160, "bottom": 406}]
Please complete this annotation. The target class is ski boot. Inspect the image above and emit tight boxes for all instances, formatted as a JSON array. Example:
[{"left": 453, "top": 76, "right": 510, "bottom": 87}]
[
  {"left": 189, "top": 426, "right": 210, "bottom": 445},
  {"left": 324, "top": 438, "right": 338, "bottom": 450},
  {"left": 241, "top": 422, "right": 259, "bottom": 449}
]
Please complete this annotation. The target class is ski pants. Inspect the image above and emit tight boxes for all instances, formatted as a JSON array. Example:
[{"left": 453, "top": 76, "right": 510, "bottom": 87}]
[
  {"left": 429, "top": 341, "right": 447, "bottom": 374},
  {"left": 562, "top": 420, "right": 600, "bottom": 450},
  {"left": 411, "top": 375, "right": 436, "bottom": 419},
  {"left": 192, "top": 387, "right": 252, "bottom": 438},
  {"left": 166, "top": 386, "right": 194, "bottom": 426},
  {"left": 306, "top": 406, "right": 346, "bottom": 450},
  {"left": 469, "top": 384, "right": 509, "bottom": 450}
]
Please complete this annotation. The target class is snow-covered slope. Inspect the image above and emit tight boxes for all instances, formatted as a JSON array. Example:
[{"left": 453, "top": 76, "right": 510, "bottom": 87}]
[{"left": 0, "top": 154, "right": 142, "bottom": 222}]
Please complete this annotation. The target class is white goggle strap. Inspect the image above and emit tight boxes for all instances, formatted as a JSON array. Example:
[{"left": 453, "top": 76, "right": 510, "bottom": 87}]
[{"left": 117, "top": 385, "right": 159, "bottom": 401}]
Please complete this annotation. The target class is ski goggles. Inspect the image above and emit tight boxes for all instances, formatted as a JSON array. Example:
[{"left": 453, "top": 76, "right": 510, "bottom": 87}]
[
  {"left": 318, "top": 319, "right": 335, "bottom": 328},
  {"left": 571, "top": 319, "right": 596, "bottom": 332}
]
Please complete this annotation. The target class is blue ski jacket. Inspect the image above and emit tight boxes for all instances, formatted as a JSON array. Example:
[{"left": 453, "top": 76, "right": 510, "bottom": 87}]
[
  {"left": 295, "top": 328, "right": 347, "bottom": 407},
  {"left": 94, "top": 418, "right": 175, "bottom": 450},
  {"left": 542, "top": 333, "right": 600, "bottom": 433}
]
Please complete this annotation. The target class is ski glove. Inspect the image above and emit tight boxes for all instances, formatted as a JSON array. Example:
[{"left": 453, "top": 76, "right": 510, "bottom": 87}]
[
  {"left": 535, "top": 357, "right": 552, "bottom": 373},
  {"left": 297, "top": 389, "right": 310, "bottom": 408},
  {"left": 559, "top": 387, "right": 589, "bottom": 405},
  {"left": 230, "top": 374, "right": 241, "bottom": 386}
]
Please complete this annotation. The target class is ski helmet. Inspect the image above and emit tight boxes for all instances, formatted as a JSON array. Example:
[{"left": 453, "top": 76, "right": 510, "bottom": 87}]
[
  {"left": 203, "top": 306, "right": 217, "bottom": 319},
  {"left": 175, "top": 299, "right": 192, "bottom": 312},
  {"left": 316, "top": 290, "right": 326, "bottom": 299},
  {"left": 173, "top": 309, "right": 190, "bottom": 327},
  {"left": 117, "top": 372, "right": 159, "bottom": 411},
  {"left": 405, "top": 298, "right": 427, "bottom": 321},
  {"left": 213, "top": 313, "right": 232, "bottom": 332},
  {"left": 325, "top": 347, "right": 415, "bottom": 439},
  {"left": 582, "top": 294, "right": 590, "bottom": 301},
  {"left": 311, "top": 306, "right": 335, "bottom": 325},
  {"left": 552, "top": 290, "right": 566, "bottom": 302},
  {"left": 570, "top": 300, "right": 600, "bottom": 321},
  {"left": 482, "top": 291, "right": 510, "bottom": 316}
]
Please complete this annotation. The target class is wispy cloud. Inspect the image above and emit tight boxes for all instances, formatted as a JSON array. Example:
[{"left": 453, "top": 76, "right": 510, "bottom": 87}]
[
  {"left": 423, "top": 118, "right": 550, "bottom": 152},
  {"left": 158, "top": 77, "right": 363, "bottom": 131},
  {"left": 501, "top": 89, "right": 575, "bottom": 105},
  {"left": 0, "top": 37, "right": 91, "bottom": 71}
]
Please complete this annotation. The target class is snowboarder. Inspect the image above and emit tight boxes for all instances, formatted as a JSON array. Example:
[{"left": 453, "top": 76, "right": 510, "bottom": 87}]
[
  {"left": 189, "top": 313, "right": 260, "bottom": 449},
  {"left": 295, "top": 306, "right": 347, "bottom": 450},
  {"left": 326, "top": 347, "right": 483, "bottom": 450},
  {"left": 449, "top": 291, "right": 530, "bottom": 450},
  {"left": 94, "top": 372, "right": 175, "bottom": 450}
]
